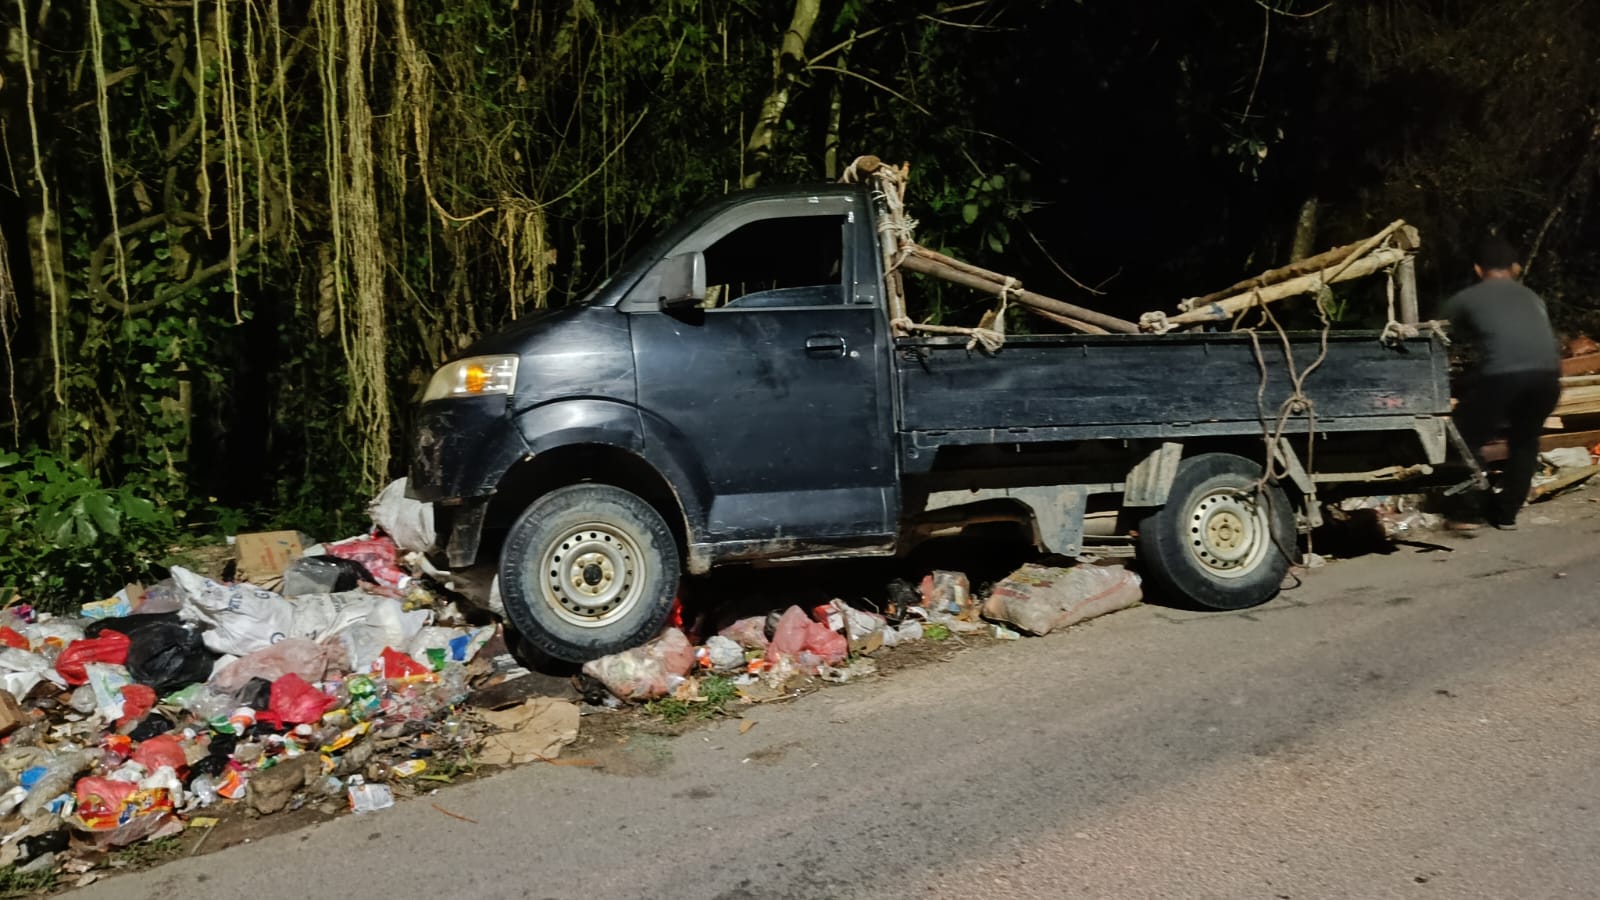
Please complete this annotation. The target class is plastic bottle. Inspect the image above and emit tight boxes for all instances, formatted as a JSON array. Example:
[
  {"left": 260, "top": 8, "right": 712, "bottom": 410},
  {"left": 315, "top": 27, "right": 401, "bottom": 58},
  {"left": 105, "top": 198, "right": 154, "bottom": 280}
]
[
  {"left": 19, "top": 750, "right": 92, "bottom": 819},
  {"left": 67, "top": 686, "right": 97, "bottom": 715},
  {"left": 188, "top": 774, "right": 219, "bottom": 807}
]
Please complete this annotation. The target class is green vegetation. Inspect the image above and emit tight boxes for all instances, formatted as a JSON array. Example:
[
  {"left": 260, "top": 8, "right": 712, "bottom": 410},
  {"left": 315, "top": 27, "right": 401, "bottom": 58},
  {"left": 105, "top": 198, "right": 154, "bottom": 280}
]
[{"left": 2, "top": 0, "right": 1599, "bottom": 607}]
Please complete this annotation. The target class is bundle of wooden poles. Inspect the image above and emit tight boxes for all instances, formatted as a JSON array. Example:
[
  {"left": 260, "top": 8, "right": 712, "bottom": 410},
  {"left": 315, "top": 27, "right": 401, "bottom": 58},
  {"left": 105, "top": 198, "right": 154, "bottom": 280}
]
[{"left": 842, "top": 155, "right": 1423, "bottom": 344}]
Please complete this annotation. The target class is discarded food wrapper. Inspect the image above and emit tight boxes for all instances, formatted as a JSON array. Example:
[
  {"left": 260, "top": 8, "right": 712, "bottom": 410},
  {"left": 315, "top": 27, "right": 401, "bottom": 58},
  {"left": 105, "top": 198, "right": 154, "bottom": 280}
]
[
  {"left": 347, "top": 775, "right": 394, "bottom": 814},
  {"left": 920, "top": 570, "right": 974, "bottom": 619},
  {"left": 981, "top": 563, "right": 1142, "bottom": 636},
  {"left": 79, "top": 584, "right": 147, "bottom": 621}
]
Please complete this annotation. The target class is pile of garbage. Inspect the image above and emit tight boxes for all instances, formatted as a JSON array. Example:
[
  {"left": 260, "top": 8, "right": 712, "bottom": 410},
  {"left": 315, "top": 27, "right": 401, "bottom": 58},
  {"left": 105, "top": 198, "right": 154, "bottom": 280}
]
[
  {"left": 0, "top": 480, "right": 505, "bottom": 879},
  {"left": 0, "top": 464, "right": 1146, "bottom": 883},
  {"left": 579, "top": 563, "right": 1143, "bottom": 705}
]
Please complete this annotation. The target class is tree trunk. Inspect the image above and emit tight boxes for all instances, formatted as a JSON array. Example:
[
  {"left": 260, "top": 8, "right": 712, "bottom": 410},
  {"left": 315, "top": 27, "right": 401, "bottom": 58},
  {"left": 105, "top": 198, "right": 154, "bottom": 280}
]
[
  {"left": 742, "top": 0, "right": 821, "bottom": 189},
  {"left": 822, "top": 46, "right": 849, "bottom": 180},
  {"left": 1290, "top": 195, "right": 1319, "bottom": 262}
]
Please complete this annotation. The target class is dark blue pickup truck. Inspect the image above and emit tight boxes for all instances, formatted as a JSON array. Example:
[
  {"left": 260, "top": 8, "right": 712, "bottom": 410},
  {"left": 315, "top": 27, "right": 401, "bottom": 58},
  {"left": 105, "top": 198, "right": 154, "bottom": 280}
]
[{"left": 407, "top": 184, "right": 1475, "bottom": 661}]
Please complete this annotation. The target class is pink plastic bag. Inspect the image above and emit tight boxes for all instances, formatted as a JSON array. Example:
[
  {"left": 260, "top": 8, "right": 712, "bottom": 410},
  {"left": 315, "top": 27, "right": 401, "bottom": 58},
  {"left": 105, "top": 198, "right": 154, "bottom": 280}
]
[
  {"left": 130, "top": 734, "right": 186, "bottom": 773},
  {"left": 211, "top": 639, "right": 333, "bottom": 692},
  {"left": 768, "top": 607, "right": 846, "bottom": 667},
  {"left": 323, "top": 535, "right": 409, "bottom": 588},
  {"left": 717, "top": 616, "right": 769, "bottom": 650}
]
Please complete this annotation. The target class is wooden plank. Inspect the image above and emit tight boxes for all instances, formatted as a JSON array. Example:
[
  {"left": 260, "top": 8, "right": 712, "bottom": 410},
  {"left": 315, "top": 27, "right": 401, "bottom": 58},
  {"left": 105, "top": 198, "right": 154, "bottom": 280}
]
[
  {"left": 1531, "top": 465, "right": 1600, "bottom": 500},
  {"left": 1561, "top": 353, "right": 1600, "bottom": 376},
  {"left": 1540, "top": 429, "right": 1600, "bottom": 452}
]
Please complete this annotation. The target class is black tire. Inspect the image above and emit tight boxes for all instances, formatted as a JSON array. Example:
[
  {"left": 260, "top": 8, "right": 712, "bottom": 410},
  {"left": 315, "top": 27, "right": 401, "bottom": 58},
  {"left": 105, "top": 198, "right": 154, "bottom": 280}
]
[
  {"left": 499, "top": 484, "right": 681, "bottom": 663},
  {"left": 1137, "top": 452, "right": 1296, "bottom": 611}
]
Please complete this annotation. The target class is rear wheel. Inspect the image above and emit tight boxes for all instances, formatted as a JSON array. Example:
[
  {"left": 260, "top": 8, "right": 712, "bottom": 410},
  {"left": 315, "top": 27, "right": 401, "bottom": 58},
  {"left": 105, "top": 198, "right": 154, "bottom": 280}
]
[
  {"left": 1137, "top": 452, "right": 1296, "bottom": 610},
  {"left": 499, "top": 484, "right": 680, "bottom": 662}
]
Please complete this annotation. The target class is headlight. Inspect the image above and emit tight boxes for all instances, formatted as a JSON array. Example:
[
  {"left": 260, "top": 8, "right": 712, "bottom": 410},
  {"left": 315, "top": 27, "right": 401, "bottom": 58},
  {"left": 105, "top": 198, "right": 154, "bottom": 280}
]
[{"left": 422, "top": 355, "right": 519, "bottom": 402}]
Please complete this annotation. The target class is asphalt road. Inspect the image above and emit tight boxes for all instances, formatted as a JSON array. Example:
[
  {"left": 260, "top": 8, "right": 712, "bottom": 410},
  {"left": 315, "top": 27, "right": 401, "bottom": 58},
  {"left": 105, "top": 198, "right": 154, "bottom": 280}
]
[{"left": 80, "top": 495, "right": 1600, "bottom": 899}]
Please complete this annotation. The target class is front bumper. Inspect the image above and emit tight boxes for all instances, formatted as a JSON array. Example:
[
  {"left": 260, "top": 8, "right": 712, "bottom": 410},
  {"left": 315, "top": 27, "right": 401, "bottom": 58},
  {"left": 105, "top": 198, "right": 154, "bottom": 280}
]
[
  {"left": 407, "top": 396, "right": 527, "bottom": 502},
  {"left": 407, "top": 396, "right": 530, "bottom": 566}
]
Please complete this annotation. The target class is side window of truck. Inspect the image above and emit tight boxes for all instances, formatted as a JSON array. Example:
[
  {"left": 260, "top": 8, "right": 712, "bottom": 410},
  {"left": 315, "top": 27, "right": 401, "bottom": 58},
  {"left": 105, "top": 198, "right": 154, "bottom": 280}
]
[{"left": 704, "top": 215, "right": 848, "bottom": 310}]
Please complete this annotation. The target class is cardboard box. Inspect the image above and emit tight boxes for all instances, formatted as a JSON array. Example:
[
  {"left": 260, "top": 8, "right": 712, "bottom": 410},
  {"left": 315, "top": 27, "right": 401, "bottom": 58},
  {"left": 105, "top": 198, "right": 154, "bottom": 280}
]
[
  {"left": 0, "top": 689, "right": 26, "bottom": 737},
  {"left": 234, "top": 531, "right": 313, "bottom": 587}
]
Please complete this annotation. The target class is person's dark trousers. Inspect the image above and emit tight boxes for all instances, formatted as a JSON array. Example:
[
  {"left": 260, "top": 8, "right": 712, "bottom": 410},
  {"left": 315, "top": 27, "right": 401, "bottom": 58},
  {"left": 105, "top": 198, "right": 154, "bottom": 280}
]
[{"left": 1452, "top": 368, "right": 1562, "bottom": 526}]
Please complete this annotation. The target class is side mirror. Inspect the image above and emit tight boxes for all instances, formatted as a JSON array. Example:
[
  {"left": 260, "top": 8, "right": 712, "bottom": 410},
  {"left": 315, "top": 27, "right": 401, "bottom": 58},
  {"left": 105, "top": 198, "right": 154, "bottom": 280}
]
[{"left": 657, "top": 251, "right": 707, "bottom": 310}]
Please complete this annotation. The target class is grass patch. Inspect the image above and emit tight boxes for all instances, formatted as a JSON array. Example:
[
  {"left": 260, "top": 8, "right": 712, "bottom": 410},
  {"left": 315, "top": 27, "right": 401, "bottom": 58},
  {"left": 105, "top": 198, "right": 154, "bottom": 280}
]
[
  {"left": 0, "top": 865, "right": 57, "bottom": 897},
  {"left": 644, "top": 675, "right": 741, "bottom": 724},
  {"left": 111, "top": 835, "right": 184, "bottom": 868},
  {"left": 924, "top": 622, "right": 951, "bottom": 642},
  {"left": 643, "top": 696, "right": 692, "bottom": 724}
]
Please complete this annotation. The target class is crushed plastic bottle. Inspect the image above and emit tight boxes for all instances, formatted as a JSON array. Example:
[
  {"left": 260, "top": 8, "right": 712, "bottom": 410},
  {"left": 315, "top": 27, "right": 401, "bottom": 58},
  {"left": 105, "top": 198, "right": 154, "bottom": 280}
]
[
  {"left": 188, "top": 774, "right": 219, "bottom": 808},
  {"left": 19, "top": 750, "right": 93, "bottom": 819}
]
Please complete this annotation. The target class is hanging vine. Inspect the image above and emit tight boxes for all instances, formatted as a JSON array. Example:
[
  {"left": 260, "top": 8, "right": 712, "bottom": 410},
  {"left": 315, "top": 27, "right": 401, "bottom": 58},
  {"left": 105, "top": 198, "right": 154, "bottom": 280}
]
[{"left": 88, "top": 0, "right": 131, "bottom": 309}]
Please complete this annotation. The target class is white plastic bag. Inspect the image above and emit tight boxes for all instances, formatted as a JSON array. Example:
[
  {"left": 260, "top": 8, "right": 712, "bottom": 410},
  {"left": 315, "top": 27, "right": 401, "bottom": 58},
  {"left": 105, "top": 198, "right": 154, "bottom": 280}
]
[
  {"left": 288, "top": 592, "right": 388, "bottom": 643},
  {"left": 368, "top": 478, "right": 436, "bottom": 554},
  {"left": 173, "top": 566, "right": 297, "bottom": 656},
  {"left": 339, "top": 598, "right": 429, "bottom": 673}
]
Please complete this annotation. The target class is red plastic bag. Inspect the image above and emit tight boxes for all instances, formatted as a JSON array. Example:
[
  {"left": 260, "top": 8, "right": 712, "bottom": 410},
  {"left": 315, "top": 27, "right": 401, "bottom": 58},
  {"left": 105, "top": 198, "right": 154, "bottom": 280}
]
[
  {"left": 129, "top": 733, "right": 186, "bottom": 773},
  {"left": 267, "top": 673, "right": 335, "bottom": 726},
  {"left": 56, "top": 630, "right": 131, "bottom": 685},
  {"left": 379, "top": 647, "right": 428, "bottom": 680},
  {"left": 0, "top": 627, "right": 27, "bottom": 650},
  {"left": 323, "top": 535, "right": 408, "bottom": 588},
  {"left": 117, "top": 684, "right": 158, "bottom": 727}
]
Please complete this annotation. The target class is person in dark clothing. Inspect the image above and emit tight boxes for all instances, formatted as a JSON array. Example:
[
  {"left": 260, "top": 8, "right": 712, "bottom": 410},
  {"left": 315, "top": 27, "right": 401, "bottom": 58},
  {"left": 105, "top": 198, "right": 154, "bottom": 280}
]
[{"left": 1442, "top": 237, "right": 1562, "bottom": 530}]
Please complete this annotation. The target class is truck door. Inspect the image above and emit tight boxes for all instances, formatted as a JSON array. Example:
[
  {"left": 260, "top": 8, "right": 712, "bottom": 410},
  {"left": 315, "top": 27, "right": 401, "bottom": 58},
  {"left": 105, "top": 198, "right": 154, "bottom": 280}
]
[{"left": 626, "top": 196, "right": 897, "bottom": 547}]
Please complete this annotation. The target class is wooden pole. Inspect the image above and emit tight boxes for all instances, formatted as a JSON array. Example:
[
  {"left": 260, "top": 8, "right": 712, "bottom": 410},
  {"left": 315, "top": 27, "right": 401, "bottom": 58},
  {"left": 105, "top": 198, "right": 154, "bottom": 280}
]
[
  {"left": 1396, "top": 255, "right": 1419, "bottom": 325},
  {"left": 1158, "top": 248, "right": 1408, "bottom": 330},
  {"left": 898, "top": 254, "right": 1141, "bottom": 334},
  {"left": 1179, "top": 219, "right": 1409, "bottom": 311}
]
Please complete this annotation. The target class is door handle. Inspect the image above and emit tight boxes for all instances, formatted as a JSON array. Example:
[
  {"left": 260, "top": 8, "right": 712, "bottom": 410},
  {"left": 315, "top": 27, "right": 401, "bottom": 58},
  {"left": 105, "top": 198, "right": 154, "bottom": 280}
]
[{"left": 805, "top": 334, "right": 847, "bottom": 358}]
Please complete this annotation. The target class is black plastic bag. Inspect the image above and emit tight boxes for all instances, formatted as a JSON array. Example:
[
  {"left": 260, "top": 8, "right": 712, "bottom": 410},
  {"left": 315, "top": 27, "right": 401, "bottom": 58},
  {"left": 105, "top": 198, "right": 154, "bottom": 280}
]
[
  {"left": 282, "top": 555, "right": 376, "bottom": 597},
  {"left": 88, "top": 612, "right": 219, "bottom": 693}
]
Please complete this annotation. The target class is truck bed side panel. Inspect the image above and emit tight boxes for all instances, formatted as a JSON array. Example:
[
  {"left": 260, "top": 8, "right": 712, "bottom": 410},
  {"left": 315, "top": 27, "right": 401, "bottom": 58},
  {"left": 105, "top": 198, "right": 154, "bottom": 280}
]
[{"left": 896, "top": 333, "right": 1449, "bottom": 435}]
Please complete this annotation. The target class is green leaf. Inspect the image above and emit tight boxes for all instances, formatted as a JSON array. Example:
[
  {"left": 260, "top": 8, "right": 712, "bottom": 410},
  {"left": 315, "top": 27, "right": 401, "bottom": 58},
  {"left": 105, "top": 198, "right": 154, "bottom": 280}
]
[
  {"left": 83, "top": 492, "right": 122, "bottom": 537},
  {"left": 961, "top": 203, "right": 979, "bottom": 225},
  {"left": 986, "top": 233, "right": 1004, "bottom": 254}
]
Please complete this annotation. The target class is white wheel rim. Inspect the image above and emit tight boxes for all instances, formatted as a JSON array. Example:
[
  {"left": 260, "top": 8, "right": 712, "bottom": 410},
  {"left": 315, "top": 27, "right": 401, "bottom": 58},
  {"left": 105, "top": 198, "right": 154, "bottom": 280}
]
[
  {"left": 1187, "top": 488, "right": 1270, "bottom": 579},
  {"left": 539, "top": 523, "right": 646, "bottom": 628}
]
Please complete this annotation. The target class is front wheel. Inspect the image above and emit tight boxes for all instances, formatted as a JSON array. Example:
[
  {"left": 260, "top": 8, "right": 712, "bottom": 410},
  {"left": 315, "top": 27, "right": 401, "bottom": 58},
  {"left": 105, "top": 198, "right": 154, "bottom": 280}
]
[
  {"left": 1137, "top": 452, "right": 1296, "bottom": 610},
  {"left": 499, "top": 484, "right": 680, "bottom": 662}
]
